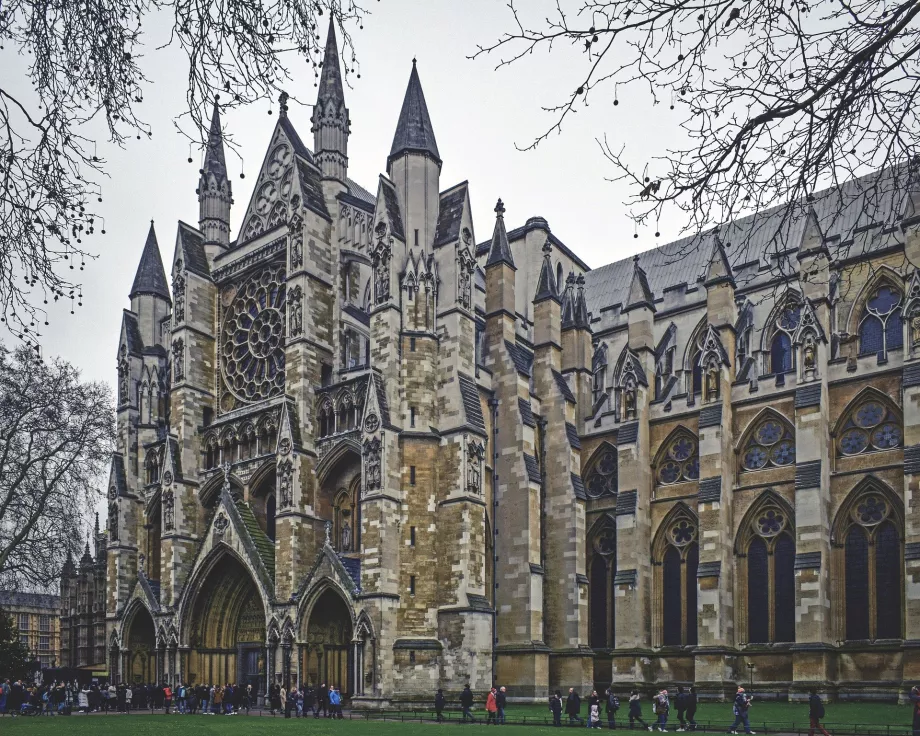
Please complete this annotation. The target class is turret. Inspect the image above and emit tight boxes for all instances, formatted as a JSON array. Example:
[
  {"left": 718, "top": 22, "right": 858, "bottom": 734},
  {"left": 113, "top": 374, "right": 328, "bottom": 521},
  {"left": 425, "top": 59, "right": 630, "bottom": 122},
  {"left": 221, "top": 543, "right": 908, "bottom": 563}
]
[
  {"left": 198, "top": 99, "right": 233, "bottom": 260},
  {"left": 311, "top": 18, "right": 350, "bottom": 181},
  {"left": 484, "top": 199, "right": 517, "bottom": 344},
  {"left": 129, "top": 222, "right": 171, "bottom": 347},
  {"left": 387, "top": 60, "right": 441, "bottom": 250}
]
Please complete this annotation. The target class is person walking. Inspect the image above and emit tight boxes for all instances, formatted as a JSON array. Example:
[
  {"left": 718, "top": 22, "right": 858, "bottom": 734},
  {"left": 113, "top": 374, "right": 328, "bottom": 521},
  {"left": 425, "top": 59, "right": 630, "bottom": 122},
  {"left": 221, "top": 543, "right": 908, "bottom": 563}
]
[
  {"left": 728, "top": 687, "right": 754, "bottom": 735},
  {"left": 654, "top": 690, "right": 670, "bottom": 733},
  {"left": 567, "top": 688, "right": 583, "bottom": 726},
  {"left": 317, "top": 682, "right": 327, "bottom": 718},
  {"left": 808, "top": 689, "right": 830, "bottom": 736},
  {"left": 460, "top": 683, "right": 475, "bottom": 723},
  {"left": 549, "top": 691, "right": 563, "bottom": 727},
  {"left": 675, "top": 687, "right": 687, "bottom": 731},
  {"left": 163, "top": 684, "right": 172, "bottom": 715},
  {"left": 435, "top": 688, "right": 446, "bottom": 722},
  {"left": 589, "top": 699, "right": 602, "bottom": 729},
  {"left": 497, "top": 686, "right": 507, "bottom": 725},
  {"left": 685, "top": 687, "right": 697, "bottom": 732},
  {"left": 605, "top": 688, "right": 620, "bottom": 730},
  {"left": 486, "top": 687, "right": 498, "bottom": 725},
  {"left": 125, "top": 685, "right": 133, "bottom": 712},
  {"left": 628, "top": 690, "right": 652, "bottom": 731},
  {"left": 911, "top": 685, "right": 920, "bottom": 736}
]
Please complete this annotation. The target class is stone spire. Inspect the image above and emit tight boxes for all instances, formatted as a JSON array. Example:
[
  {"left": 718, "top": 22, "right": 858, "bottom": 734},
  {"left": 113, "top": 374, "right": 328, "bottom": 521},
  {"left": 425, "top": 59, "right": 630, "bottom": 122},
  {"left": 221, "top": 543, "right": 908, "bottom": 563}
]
[
  {"left": 574, "top": 274, "right": 591, "bottom": 329},
  {"left": 485, "top": 199, "right": 516, "bottom": 270},
  {"left": 561, "top": 271, "right": 577, "bottom": 328},
  {"left": 704, "top": 235, "right": 735, "bottom": 289},
  {"left": 199, "top": 98, "right": 233, "bottom": 257},
  {"left": 312, "top": 17, "right": 350, "bottom": 180},
  {"left": 534, "top": 240, "right": 560, "bottom": 303},
  {"left": 388, "top": 59, "right": 441, "bottom": 167},
  {"left": 130, "top": 222, "right": 170, "bottom": 302},
  {"left": 624, "top": 255, "right": 656, "bottom": 313}
]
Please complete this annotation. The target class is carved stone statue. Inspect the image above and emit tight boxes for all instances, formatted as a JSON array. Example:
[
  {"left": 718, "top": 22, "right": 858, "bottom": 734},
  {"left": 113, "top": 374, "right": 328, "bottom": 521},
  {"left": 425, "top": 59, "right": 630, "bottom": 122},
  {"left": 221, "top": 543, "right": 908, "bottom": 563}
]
[
  {"left": 706, "top": 363, "right": 719, "bottom": 400},
  {"left": 912, "top": 315, "right": 920, "bottom": 347},
  {"left": 624, "top": 386, "right": 637, "bottom": 420},
  {"left": 341, "top": 521, "right": 352, "bottom": 552},
  {"left": 803, "top": 340, "right": 816, "bottom": 371}
]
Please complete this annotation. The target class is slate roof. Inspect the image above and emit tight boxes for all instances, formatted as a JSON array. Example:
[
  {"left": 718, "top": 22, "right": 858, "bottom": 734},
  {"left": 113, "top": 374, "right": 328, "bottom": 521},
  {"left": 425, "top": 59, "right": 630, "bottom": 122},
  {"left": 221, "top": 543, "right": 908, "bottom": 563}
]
[
  {"left": 296, "top": 159, "right": 330, "bottom": 220},
  {"left": 343, "top": 303, "right": 370, "bottom": 326},
  {"left": 504, "top": 340, "right": 534, "bottom": 377},
  {"left": 345, "top": 179, "right": 376, "bottom": 208},
  {"left": 235, "top": 500, "right": 275, "bottom": 577},
  {"left": 317, "top": 18, "right": 345, "bottom": 104},
  {"left": 110, "top": 453, "right": 128, "bottom": 497},
  {"left": 380, "top": 179, "right": 405, "bottom": 240},
  {"left": 523, "top": 453, "right": 541, "bottom": 484},
  {"left": 372, "top": 372, "right": 393, "bottom": 429},
  {"left": 389, "top": 61, "right": 440, "bottom": 164},
  {"left": 130, "top": 222, "right": 171, "bottom": 301},
  {"left": 477, "top": 219, "right": 591, "bottom": 272},
  {"left": 571, "top": 473, "right": 587, "bottom": 500},
  {"left": 553, "top": 370, "right": 576, "bottom": 403},
  {"left": 338, "top": 554, "right": 361, "bottom": 591},
  {"left": 434, "top": 182, "right": 467, "bottom": 247},
  {"left": 176, "top": 221, "right": 209, "bottom": 277},
  {"left": 123, "top": 311, "right": 144, "bottom": 354},
  {"left": 0, "top": 591, "right": 60, "bottom": 609},
  {"left": 457, "top": 372, "right": 486, "bottom": 434},
  {"left": 202, "top": 100, "right": 227, "bottom": 181},
  {"left": 518, "top": 397, "right": 536, "bottom": 428},
  {"left": 566, "top": 422, "right": 582, "bottom": 450},
  {"left": 279, "top": 116, "right": 313, "bottom": 161},
  {"left": 584, "top": 165, "right": 911, "bottom": 320}
]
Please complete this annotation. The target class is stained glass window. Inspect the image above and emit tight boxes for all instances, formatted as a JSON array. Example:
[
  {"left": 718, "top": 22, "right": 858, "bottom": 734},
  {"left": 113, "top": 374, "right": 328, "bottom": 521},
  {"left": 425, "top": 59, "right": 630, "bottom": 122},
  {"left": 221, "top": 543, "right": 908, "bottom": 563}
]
[
  {"left": 859, "top": 284, "right": 903, "bottom": 357},
  {"left": 659, "top": 513, "right": 698, "bottom": 647},
  {"left": 685, "top": 543, "right": 699, "bottom": 646},
  {"left": 874, "top": 521, "right": 901, "bottom": 639},
  {"left": 767, "top": 301, "right": 800, "bottom": 375},
  {"left": 662, "top": 545, "right": 682, "bottom": 646},
  {"left": 845, "top": 527, "right": 870, "bottom": 640},
  {"left": 837, "top": 399, "right": 902, "bottom": 456},
  {"left": 590, "top": 554, "right": 610, "bottom": 648},
  {"left": 586, "top": 448, "right": 618, "bottom": 498},
  {"left": 742, "top": 417, "right": 796, "bottom": 471},
  {"left": 773, "top": 535, "right": 796, "bottom": 643},
  {"left": 657, "top": 433, "right": 700, "bottom": 485},
  {"left": 747, "top": 537, "right": 769, "bottom": 643},
  {"left": 770, "top": 333, "right": 793, "bottom": 374}
]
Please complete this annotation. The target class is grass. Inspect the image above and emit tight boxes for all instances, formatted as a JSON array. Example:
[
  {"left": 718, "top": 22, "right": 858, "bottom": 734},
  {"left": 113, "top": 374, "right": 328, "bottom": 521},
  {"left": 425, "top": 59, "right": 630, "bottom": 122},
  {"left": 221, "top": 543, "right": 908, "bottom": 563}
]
[{"left": 2, "top": 702, "right": 918, "bottom": 736}]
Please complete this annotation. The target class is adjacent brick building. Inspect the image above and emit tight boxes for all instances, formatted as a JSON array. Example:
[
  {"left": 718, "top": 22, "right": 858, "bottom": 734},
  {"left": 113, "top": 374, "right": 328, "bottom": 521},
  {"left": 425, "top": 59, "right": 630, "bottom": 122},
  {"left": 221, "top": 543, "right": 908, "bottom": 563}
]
[
  {"left": 94, "top": 18, "right": 920, "bottom": 702},
  {"left": 0, "top": 590, "right": 61, "bottom": 670}
]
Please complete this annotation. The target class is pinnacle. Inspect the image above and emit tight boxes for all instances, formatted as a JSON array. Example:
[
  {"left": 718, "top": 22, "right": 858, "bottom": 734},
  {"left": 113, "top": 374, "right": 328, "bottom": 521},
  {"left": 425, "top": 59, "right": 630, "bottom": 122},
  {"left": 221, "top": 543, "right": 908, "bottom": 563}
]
[
  {"left": 202, "top": 98, "right": 227, "bottom": 181},
  {"left": 388, "top": 60, "right": 440, "bottom": 165},
  {"left": 318, "top": 16, "right": 345, "bottom": 104},
  {"left": 130, "top": 221, "right": 171, "bottom": 302}
]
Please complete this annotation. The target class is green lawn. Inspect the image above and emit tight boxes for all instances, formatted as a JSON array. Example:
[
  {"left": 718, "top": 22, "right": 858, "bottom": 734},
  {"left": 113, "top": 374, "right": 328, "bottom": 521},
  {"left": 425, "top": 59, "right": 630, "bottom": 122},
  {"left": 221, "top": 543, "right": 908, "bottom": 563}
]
[{"left": 2, "top": 703, "right": 918, "bottom": 736}]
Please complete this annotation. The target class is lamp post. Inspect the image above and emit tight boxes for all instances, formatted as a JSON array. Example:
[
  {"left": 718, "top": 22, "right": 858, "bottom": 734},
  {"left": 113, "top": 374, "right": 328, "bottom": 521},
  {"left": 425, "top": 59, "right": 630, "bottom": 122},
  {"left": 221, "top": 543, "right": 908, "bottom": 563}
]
[{"left": 746, "top": 662, "right": 755, "bottom": 691}]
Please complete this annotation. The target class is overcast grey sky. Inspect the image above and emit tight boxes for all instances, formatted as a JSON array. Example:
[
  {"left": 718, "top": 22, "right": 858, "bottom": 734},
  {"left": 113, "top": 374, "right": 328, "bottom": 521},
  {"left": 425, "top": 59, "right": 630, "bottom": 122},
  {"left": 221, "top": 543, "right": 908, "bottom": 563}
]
[{"left": 6, "top": 0, "right": 688, "bottom": 385}]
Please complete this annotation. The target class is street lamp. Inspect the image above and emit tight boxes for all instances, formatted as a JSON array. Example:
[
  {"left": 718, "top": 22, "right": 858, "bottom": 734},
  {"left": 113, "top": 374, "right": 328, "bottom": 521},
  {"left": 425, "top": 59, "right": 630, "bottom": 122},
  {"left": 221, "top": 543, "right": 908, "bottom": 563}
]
[{"left": 746, "top": 662, "right": 755, "bottom": 691}]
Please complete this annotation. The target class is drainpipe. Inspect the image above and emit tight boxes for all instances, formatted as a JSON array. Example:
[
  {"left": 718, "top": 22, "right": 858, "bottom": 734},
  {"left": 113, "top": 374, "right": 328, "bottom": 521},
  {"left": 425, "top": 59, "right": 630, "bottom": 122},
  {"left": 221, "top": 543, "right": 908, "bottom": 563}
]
[{"left": 489, "top": 397, "right": 499, "bottom": 686}]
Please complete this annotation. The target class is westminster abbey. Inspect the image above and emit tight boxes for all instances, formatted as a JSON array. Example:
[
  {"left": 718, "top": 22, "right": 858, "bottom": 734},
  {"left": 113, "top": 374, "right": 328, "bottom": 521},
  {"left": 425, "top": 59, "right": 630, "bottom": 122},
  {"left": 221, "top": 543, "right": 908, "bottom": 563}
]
[{"left": 64, "top": 18, "right": 920, "bottom": 703}]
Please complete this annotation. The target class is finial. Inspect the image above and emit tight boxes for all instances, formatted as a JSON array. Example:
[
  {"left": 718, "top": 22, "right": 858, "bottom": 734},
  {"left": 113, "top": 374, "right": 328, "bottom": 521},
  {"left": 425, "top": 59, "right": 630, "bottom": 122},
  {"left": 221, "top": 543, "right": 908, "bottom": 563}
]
[
  {"left": 412, "top": 57, "right": 417, "bottom": 67},
  {"left": 494, "top": 198, "right": 505, "bottom": 216},
  {"left": 576, "top": 273, "right": 585, "bottom": 287},
  {"left": 542, "top": 239, "right": 552, "bottom": 258},
  {"left": 633, "top": 254, "right": 640, "bottom": 265},
  {"left": 94, "top": 512, "right": 99, "bottom": 532},
  {"left": 566, "top": 271, "right": 576, "bottom": 286},
  {"left": 278, "top": 90, "right": 289, "bottom": 118}
]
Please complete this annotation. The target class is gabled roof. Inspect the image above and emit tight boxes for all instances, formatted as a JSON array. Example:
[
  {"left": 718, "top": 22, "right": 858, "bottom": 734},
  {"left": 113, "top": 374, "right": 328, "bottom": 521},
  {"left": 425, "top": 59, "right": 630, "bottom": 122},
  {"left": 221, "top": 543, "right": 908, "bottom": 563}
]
[
  {"left": 704, "top": 236, "right": 735, "bottom": 288},
  {"left": 434, "top": 182, "right": 468, "bottom": 247},
  {"left": 623, "top": 255, "right": 655, "bottom": 313},
  {"left": 457, "top": 372, "right": 486, "bottom": 435},
  {"left": 388, "top": 60, "right": 440, "bottom": 165},
  {"left": 130, "top": 222, "right": 171, "bottom": 302},
  {"left": 176, "top": 221, "right": 209, "bottom": 277},
  {"left": 379, "top": 177, "right": 405, "bottom": 240}
]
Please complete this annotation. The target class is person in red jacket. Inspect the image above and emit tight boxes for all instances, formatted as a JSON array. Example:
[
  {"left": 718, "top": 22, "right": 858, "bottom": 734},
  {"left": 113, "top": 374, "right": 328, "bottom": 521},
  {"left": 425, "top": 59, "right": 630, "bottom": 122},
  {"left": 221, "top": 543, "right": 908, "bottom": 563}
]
[{"left": 486, "top": 687, "right": 498, "bottom": 725}]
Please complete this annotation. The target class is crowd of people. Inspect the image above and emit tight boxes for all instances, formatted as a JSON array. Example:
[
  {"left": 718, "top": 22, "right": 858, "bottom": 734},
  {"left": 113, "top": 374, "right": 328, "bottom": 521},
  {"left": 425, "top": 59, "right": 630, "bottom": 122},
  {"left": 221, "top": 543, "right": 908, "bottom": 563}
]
[{"left": 0, "top": 679, "right": 345, "bottom": 718}]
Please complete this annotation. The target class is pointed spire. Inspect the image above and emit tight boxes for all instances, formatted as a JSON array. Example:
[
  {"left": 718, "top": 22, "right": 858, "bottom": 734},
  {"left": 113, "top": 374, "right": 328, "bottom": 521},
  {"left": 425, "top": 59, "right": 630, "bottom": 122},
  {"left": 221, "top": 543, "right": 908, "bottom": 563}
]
[
  {"left": 202, "top": 98, "right": 227, "bottom": 182},
  {"left": 94, "top": 512, "right": 99, "bottom": 535},
  {"left": 62, "top": 548, "right": 75, "bottom": 574},
  {"left": 561, "top": 271, "right": 577, "bottom": 328},
  {"left": 704, "top": 235, "right": 735, "bottom": 288},
  {"left": 388, "top": 59, "right": 441, "bottom": 166},
  {"left": 485, "top": 199, "right": 515, "bottom": 270},
  {"left": 534, "top": 240, "right": 560, "bottom": 303},
  {"left": 624, "top": 255, "right": 656, "bottom": 313},
  {"left": 574, "top": 274, "right": 591, "bottom": 329},
  {"left": 130, "top": 221, "right": 171, "bottom": 302},
  {"left": 318, "top": 17, "right": 345, "bottom": 105}
]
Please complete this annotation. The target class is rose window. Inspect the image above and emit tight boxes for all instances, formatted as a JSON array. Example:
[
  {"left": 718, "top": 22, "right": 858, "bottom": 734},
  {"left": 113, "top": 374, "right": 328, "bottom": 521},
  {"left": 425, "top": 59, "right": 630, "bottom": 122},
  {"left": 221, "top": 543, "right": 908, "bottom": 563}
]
[
  {"left": 755, "top": 508, "right": 786, "bottom": 537},
  {"left": 657, "top": 433, "right": 699, "bottom": 485},
  {"left": 670, "top": 519, "right": 696, "bottom": 546},
  {"left": 742, "top": 417, "right": 796, "bottom": 471},
  {"left": 852, "top": 495, "right": 889, "bottom": 526},
  {"left": 838, "top": 399, "right": 901, "bottom": 456},
  {"left": 586, "top": 449, "right": 617, "bottom": 498},
  {"left": 220, "top": 264, "right": 287, "bottom": 410},
  {"left": 594, "top": 527, "right": 616, "bottom": 555}
]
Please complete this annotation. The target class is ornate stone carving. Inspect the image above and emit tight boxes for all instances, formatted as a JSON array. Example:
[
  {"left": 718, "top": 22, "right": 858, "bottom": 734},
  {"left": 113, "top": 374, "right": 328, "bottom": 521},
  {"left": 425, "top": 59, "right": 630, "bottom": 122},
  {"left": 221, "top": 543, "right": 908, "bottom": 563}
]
[
  {"left": 172, "top": 338, "right": 185, "bottom": 381},
  {"left": 214, "top": 512, "right": 229, "bottom": 540},
  {"left": 363, "top": 436, "right": 382, "bottom": 493},
  {"left": 173, "top": 274, "right": 186, "bottom": 324},
  {"left": 363, "top": 413, "right": 379, "bottom": 433},
  {"left": 118, "top": 345, "right": 129, "bottom": 405},
  {"left": 290, "top": 218, "right": 304, "bottom": 270},
  {"left": 278, "top": 437, "right": 291, "bottom": 455},
  {"left": 371, "top": 225, "right": 392, "bottom": 306},
  {"left": 162, "top": 489, "right": 175, "bottom": 531},
  {"left": 341, "top": 521, "right": 352, "bottom": 552},
  {"left": 467, "top": 440, "right": 485, "bottom": 495},
  {"left": 163, "top": 470, "right": 174, "bottom": 487},
  {"left": 108, "top": 503, "right": 119, "bottom": 542},
  {"left": 289, "top": 285, "right": 303, "bottom": 337},
  {"left": 324, "top": 520, "right": 333, "bottom": 546},
  {"left": 278, "top": 459, "right": 294, "bottom": 508}
]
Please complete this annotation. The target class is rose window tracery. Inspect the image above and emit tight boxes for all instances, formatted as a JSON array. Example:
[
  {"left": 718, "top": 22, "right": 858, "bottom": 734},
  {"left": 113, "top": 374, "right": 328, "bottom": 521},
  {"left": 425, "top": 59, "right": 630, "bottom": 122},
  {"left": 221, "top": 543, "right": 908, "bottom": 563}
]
[
  {"left": 852, "top": 494, "right": 889, "bottom": 526},
  {"left": 742, "top": 417, "right": 796, "bottom": 471},
  {"left": 657, "top": 433, "right": 699, "bottom": 485},
  {"left": 586, "top": 448, "right": 617, "bottom": 498},
  {"left": 754, "top": 508, "right": 786, "bottom": 537},
  {"left": 220, "top": 264, "right": 287, "bottom": 410},
  {"left": 838, "top": 399, "right": 902, "bottom": 456},
  {"left": 669, "top": 519, "right": 697, "bottom": 546}
]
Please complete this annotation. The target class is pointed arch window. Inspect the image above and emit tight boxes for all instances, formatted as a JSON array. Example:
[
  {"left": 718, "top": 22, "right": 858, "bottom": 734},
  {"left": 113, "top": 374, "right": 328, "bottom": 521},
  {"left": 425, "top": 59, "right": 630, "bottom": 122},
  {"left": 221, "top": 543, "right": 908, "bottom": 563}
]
[
  {"left": 859, "top": 283, "right": 903, "bottom": 358},
  {"left": 589, "top": 522, "right": 616, "bottom": 649},
  {"left": 741, "top": 416, "right": 796, "bottom": 471},
  {"left": 145, "top": 451, "right": 161, "bottom": 486},
  {"left": 689, "top": 347, "right": 703, "bottom": 398},
  {"left": 656, "top": 431, "right": 699, "bottom": 485},
  {"left": 585, "top": 446, "right": 618, "bottom": 498},
  {"left": 768, "top": 303, "right": 800, "bottom": 375},
  {"left": 837, "top": 397, "right": 902, "bottom": 457},
  {"left": 740, "top": 501, "right": 795, "bottom": 643},
  {"left": 839, "top": 487, "right": 902, "bottom": 640},
  {"left": 657, "top": 512, "right": 698, "bottom": 646}
]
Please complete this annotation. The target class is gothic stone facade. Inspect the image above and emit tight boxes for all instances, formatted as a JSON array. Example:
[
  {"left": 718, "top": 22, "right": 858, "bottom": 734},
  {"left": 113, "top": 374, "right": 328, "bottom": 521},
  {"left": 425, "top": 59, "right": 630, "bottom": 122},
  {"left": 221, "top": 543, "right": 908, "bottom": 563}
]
[{"left": 96, "top": 20, "right": 920, "bottom": 703}]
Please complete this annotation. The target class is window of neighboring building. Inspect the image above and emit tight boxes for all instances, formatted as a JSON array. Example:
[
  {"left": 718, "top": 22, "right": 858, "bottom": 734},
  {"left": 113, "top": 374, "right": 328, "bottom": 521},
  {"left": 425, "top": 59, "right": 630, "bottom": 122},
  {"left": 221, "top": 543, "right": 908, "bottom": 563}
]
[
  {"left": 39, "top": 615, "right": 50, "bottom": 633},
  {"left": 859, "top": 283, "right": 903, "bottom": 358},
  {"left": 18, "top": 613, "right": 29, "bottom": 631},
  {"left": 20, "top": 634, "right": 29, "bottom": 647},
  {"left": 741, "top": 415, "right": 796, "bottom": 471},
  {"left": 39, "top": 636, "right": 50, "bottom": 651},
  {"left": 837, "top": 398, "right": 902, "bottom": 457}
]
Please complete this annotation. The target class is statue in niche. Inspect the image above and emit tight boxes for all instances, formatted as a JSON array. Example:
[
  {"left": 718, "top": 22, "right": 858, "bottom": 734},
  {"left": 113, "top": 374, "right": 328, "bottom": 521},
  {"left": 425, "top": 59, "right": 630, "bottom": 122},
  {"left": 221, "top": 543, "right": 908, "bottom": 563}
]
[
  {"left": 623, "top": 384, "right": 637, "bottom": 420},
  {"left": 912, "top": 314, "right": 920, "bottom": 347},
  {"left": 706, "top": 362, "right": 719, "bottom": 401},
  {"left": 803, "top": 339, "right": 817, "bottom": 371},
  {"left": 341, "top": 521, "right": 352, "bottom": 552}
]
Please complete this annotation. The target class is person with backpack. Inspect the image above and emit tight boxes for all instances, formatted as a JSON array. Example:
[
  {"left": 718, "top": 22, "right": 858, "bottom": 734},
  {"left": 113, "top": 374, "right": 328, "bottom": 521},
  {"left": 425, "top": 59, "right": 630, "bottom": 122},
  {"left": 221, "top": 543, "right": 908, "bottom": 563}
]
[
  {"left": 605, "top": 688, "right": 620, "bottom": 730},
  {"left": 629, "top": 690, "right": 652, "bottom": 731},
  {"left": 685, "top": 687, "right": 698, "bottom": 731},
  {"left": 728, "top": 686, "right": 754, "bottom": 735},
  {"left": 549, "top": 691, "right": 563, "bottom": 727},
  {"left": 808, "top": 689, "right": 830, "bottom": 736},
  {"left": 654, "top": 690, "right": 670, "bottom": 732}
]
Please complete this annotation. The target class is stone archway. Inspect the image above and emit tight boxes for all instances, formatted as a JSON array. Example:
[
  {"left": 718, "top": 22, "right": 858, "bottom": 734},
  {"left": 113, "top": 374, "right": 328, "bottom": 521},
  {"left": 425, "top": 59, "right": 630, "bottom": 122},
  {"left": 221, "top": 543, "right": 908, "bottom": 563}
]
[
  {"left": 124, "top": 604, "right": 157, "bottom": 684},
  {"left": 186, "top": 553, "right": 267, "bottom": 693},
  {"left": 301, "top": 588, "right": 353, "bottom": 695}
]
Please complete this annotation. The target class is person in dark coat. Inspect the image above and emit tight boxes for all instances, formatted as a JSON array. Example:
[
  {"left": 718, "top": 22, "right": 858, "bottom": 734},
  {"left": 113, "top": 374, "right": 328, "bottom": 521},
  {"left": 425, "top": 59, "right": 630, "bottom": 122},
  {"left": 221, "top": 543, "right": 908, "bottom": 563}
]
[
  {"left": 549, "top": 691, "right": 563, "bottom": 727},
  {"left": 460, "top": 684, "right": 475, "bottom": 722},
  {"left": 497, "top": 686, "right": 507, "bottom": 725},
  {"left": 685, "top": 687, "right": 697, "bottom": 731},
  {"left": 566, "top": 688, "right": 583, "bottom": 725},
  {"left": 435, "top": 688, "right": 446, "bottom": 722},
  {"left": 808, "top": 689, "right": 830, "bottom": 736},
  {"left": 629, "top": 690, "right": 652, "bottom": 731},
  {"left": 605, "top": 688, "right": 620, "bottom": 730}
]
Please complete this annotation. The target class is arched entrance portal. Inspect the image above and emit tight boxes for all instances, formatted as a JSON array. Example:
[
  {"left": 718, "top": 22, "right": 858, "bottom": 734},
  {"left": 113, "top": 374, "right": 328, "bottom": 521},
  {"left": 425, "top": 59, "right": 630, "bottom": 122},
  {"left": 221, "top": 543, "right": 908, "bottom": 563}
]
[
  {"left": 187, "top": 554, "right": 266, "bottom": 694},
  {"left": 301, "top": 589, "right": 353, "bottom": 694},
  {"left": 124, "top": 605, "right": 156, "bottom": 683}
]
